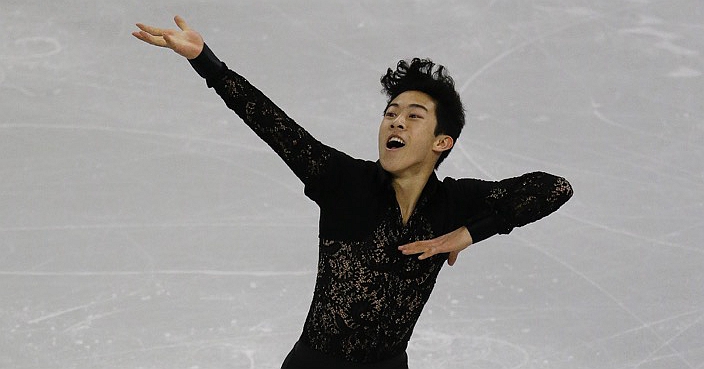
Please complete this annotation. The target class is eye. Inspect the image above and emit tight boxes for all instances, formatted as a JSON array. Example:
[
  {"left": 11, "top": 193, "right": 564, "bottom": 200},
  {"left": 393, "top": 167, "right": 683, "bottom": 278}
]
[
  {"left": 384, "top": 111, "right": 397, "bottom": 118},
  {"left": 409, "top": 113, "right": 423, "bottom": 119}
]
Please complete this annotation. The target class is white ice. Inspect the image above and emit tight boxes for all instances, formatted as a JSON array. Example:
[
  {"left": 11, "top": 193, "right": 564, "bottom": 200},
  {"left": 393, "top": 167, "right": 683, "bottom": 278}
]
[{"left": 1, "top": 1, "right": 703, "bottom": 368}]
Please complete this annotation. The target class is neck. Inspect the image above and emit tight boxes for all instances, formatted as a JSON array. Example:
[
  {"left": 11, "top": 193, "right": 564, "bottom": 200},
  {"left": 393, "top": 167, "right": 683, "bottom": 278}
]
[{"left": 391, "top": 170, "right": 434, "bottom": 224}]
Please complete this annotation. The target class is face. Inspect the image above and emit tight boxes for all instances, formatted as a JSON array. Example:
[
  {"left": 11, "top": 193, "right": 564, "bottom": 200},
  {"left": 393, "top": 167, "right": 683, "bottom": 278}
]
[{"left": 378, "top": 90, "right": 453, "bottom": 177}]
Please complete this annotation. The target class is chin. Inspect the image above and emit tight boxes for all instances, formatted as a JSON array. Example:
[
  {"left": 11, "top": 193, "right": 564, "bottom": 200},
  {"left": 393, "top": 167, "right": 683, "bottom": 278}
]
[
  {"left": 379, "top": 156, "right": 405, "bottom": 176},
  {"left": 378, "top": 156, "right": 395, "bottom": 172}
]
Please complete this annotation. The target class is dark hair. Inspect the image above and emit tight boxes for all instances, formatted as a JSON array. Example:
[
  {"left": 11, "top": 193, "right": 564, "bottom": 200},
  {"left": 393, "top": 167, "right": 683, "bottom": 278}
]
[{"left": 380, "top": 58, "right": 465, "bottom": 168}]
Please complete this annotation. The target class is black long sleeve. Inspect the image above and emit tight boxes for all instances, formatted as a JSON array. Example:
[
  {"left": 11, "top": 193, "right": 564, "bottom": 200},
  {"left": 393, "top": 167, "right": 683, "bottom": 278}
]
[
  {"left": 189, "top": 44, "right": 334, "bottom": 187},
  {"left": 463, "top": 171, "right": 573, "bottom": 243}
]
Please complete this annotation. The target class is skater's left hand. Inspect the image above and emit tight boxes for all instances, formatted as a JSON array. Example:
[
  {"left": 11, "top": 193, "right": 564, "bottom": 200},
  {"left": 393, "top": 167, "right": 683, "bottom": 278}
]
[{"left": 398, "top": 226, "right": 473, "bottom": 266}]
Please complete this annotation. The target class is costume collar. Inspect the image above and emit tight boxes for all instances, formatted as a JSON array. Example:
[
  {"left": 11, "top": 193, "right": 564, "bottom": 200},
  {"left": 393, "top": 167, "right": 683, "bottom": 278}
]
[{"left": 374, "top": 161, "right": 440, "bottom": 205}]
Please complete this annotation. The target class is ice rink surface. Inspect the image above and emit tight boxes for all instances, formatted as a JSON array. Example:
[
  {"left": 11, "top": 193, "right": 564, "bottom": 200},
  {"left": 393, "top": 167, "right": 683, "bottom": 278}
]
[{"left": 1, "top": 0, "right": 703, "bottom": 368}]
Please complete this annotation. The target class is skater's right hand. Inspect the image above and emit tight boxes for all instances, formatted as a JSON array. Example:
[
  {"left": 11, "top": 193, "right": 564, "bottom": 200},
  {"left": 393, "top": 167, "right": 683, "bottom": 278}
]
[{"left": 132, "top": 15, "right": 204, "bottom": 59}]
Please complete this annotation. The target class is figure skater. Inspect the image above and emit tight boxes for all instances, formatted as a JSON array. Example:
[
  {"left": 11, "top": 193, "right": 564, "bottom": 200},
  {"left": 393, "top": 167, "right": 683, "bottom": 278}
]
[{"left": 133, "top": 16, "right": 573, "bottom": 369}]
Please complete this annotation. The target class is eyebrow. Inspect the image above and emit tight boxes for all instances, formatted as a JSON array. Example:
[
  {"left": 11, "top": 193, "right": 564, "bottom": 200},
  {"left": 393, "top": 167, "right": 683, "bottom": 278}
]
[{"left": 385, "top": 102, "right": 429, "bottom": 112}]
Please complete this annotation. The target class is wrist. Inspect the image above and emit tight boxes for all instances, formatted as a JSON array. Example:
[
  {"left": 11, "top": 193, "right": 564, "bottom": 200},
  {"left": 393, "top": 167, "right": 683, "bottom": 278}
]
[{"left": 188, "top": 43, "right": 226, "bottom": 80}]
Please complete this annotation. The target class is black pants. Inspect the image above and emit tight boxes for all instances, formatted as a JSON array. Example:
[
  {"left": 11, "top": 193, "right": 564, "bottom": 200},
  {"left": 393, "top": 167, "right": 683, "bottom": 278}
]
[{"left": 281, "top": 341, "right": 409, "bottom": 369}]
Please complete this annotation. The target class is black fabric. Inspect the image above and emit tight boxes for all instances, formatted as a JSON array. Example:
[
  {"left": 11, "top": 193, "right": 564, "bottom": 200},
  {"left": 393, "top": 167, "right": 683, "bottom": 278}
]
[
  {"left": 189, "top": 44, "right": 573, "bottom": 363},
  {"left": 281, "top": 340, "right": 408, "bottom": 369}
]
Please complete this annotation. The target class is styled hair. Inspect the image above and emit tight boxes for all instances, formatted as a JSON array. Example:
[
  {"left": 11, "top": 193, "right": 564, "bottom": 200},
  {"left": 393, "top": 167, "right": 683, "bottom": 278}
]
[{"left": 380, "top": 58, "right": 465, "bottom": 168}]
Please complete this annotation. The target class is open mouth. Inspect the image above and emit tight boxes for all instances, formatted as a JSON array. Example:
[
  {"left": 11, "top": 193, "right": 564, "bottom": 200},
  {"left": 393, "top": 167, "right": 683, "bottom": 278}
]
[{"left": 386, "top": 136, "right": 406, "bottom": 149}]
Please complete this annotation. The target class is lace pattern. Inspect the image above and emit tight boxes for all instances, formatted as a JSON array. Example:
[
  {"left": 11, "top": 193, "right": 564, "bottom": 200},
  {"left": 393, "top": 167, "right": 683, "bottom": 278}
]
[
  {"left": 218, "top": 71, "right": 331, "bottom": 183},
  {"left": 303, "top": 209, "right": 445, "bottom": 363},
  {"left": 488, "top": 172, "right": 574, "bottom": 231}
]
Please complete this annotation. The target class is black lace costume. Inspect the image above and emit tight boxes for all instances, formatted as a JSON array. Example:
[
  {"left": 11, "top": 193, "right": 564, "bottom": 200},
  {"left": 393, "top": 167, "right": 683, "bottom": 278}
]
[{"left": 189, "top": 45, "right": 573, "bottom": 364}]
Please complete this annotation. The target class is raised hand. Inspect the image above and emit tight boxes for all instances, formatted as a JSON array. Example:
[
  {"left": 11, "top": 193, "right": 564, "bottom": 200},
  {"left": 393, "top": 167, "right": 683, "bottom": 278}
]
[
  {"left": 132, "top": 15, "right": 204, "bottom": 59},
  {"left": 398, "top": 226, "right": 473, "bottom": 266}
]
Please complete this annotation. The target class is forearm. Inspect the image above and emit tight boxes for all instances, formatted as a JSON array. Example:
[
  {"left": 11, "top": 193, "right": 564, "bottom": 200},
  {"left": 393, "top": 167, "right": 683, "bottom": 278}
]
[
  {"left": 466, "top": 172, "right": 573, "bottom": 243},
  {"left": 493, "top": 171, "right": 573, "bottom": 226},
  {"left": 188, "top": 45, "right": 332, "bottom": 184}
]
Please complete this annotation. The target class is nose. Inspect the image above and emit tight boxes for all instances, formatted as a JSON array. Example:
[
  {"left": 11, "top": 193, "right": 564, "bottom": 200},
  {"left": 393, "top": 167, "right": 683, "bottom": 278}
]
[{"left": 390, "top": 115, "right": 405, "bottom": 129}]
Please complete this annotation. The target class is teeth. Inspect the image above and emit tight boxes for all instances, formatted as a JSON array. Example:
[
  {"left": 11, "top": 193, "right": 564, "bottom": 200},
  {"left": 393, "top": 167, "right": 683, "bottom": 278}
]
[{"left": 386, "top": 136, "right": 406, "bottom": 149}]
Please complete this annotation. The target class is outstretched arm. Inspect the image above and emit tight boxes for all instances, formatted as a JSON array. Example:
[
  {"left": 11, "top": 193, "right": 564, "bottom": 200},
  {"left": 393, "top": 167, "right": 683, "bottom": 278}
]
[
  {"left": 132, "top": 16, "right": 204, "bottom": 59},
  {"left": 133, "top": 16, "right": 338, "bottom": 194}
]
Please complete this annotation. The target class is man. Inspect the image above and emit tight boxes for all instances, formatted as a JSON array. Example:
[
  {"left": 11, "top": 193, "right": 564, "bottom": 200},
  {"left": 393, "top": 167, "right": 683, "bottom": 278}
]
[{"left": 133, "top": 16, "right": 573, "bottom": 369}]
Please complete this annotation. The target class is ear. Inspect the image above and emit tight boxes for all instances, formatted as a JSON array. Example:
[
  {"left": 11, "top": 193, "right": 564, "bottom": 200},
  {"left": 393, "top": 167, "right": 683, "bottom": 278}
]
[{"left": 433, "top": 135, "right": 454, "bottom": 153}]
